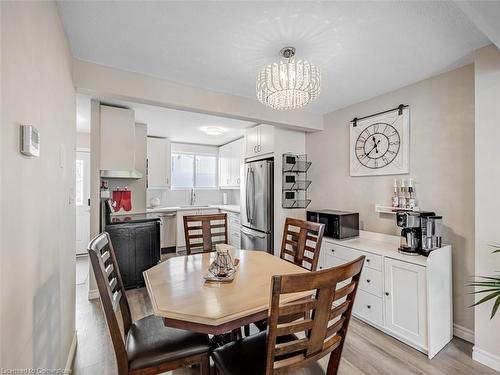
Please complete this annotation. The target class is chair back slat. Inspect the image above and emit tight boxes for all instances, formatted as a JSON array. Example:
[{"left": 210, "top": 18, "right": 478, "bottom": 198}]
[
  {"left": 275, "top": 318, "right": 314, "bottom": 336},
  {"left": 274, "top": 338, "right": 309, "bottom": 356},
  {"left": 183, "top": 213, "right": 228, "bottom": 255},
  {"left": 265, "top": 256, "right": 365, "bottom": 375},
  {"left": 88, "top": 232, "right": 132, "bottom": 374},
  {"left": 280, "top": 218, "right": 325, "bottom": 271}
]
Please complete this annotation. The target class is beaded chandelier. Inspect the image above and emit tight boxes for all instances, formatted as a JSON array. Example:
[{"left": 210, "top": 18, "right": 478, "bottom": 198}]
[{"left": 256, "top": 47, "right": 321, "bottom": 110}]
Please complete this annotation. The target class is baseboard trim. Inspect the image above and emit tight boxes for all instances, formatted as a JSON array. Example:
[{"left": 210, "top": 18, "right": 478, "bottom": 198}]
[
  {"left": 88, "top": 288, "right": 99, "bottom": 300},
  {"left": 65, "top": 331, "right": 78, "bottom": 370},
  {"left": 453, "top": 324, "right": 474, "bottom": 343},
  {"left": 473, "top": 346, "right": 500, "bottom": 372}
]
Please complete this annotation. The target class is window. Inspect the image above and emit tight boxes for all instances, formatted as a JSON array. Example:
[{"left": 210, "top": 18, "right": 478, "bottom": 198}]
[{"left": 171, "top": 153, "right": 217, "bottom": 189}]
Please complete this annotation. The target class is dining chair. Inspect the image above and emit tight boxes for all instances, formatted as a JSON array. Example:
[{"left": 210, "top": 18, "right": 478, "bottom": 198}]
[
  {"left": 280, "top": 217, "right": 325, "bottom": 271},
  {"left": 247, "top": 217, "right": 325, "bottom": 336},
  {"left": 212, "top": 256, "right": 365, "bottom": 375},
  {"left": 183, "top": 213, "right": 228, "bottom": 255},
  {"left": 88, "top": 232, "right": 211, "bottom": 375}
]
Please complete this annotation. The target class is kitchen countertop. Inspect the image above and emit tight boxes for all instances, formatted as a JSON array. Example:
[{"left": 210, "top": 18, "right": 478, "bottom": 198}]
[
  {"left": 146, "top": 204, "right": 240, "bottom": 214},
  {"left": 324, "top": 231, "right": 442, "bottom": 267}
]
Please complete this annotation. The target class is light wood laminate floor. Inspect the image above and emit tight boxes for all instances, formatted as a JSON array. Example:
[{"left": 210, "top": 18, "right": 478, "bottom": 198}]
[{"left": 73, "top": 256, "right": 497, "bottom": 375}]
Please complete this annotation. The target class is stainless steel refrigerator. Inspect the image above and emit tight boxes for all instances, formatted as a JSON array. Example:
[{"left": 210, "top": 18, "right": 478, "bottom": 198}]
[{"left": 240, "top": 160, "right": 273, "bottom": 253}]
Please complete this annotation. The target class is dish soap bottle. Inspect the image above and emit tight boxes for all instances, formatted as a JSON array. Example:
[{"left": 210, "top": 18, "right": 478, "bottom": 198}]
[{"left": 392, "top": 179, "right": 399, "bottom": 208}]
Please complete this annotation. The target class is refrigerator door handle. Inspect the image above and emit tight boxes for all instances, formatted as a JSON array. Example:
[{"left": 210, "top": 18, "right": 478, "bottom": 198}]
[
  {"left": 241, "top": 227, "right": 266, "bottom": 239},
  {"left": 245, "top": 167, "right": 251, "bottom": 223},
  {"left": 250, "top": 168, "right": 256, "bottom": 223}
]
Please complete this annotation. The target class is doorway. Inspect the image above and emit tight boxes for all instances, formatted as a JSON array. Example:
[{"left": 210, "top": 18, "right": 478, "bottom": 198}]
[{"left": 75, "top": 149, "right": 91, "bottom": 256}]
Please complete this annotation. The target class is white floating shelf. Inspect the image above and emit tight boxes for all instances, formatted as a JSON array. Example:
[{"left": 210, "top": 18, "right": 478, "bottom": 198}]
[{"left": 375, "top": 204, "right": 420, "bottom": 214}]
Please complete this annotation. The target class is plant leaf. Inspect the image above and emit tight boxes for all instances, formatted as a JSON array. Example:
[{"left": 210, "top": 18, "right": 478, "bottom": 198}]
[
  {"left": 471, "top": 291, "right": 500, "bottom": 307},
  {"left": 470, "top": 289, "right": 500, "bottom": 294},
  {"left": 468, "top": 282, "right": 500, "bottom": 288},
  {"left": 472, "top": 276, "right": 500, "bottom": 281},
  {"left": 491, "top": 296, "right": 500, "bottom": 319}
]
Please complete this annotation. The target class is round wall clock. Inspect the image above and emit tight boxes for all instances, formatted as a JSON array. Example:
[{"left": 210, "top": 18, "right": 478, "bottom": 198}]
[
  {"left": 355, "top": 123, "right": 401, "bottom": 169},
  {"left": 350, "top": 107, "right": 409, "bottom": 176}
]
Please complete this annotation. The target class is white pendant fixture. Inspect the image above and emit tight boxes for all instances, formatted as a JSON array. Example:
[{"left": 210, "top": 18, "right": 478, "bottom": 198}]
[{"left": 256, "top": 47, "right": 321, "bottom": 110}]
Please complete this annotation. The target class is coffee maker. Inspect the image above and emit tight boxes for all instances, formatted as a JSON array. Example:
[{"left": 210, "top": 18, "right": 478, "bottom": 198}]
[
  {"left": 396, "top": 211, "right": 443, "bottom": 256},
  {"left": 396, "top": 212, "right": 425, "bottom": 255},
  {"left": 420, "top": 213, "right": 443, "bottom": 257}
]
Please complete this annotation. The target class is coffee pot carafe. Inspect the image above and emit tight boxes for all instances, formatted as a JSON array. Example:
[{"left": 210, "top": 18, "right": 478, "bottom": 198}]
[{"left": 396, "top": 212, "right": 423, "bottom": 255}]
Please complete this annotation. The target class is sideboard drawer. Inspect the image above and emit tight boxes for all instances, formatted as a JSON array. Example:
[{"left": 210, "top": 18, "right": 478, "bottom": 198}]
[
  {"left": 359, "top": 267, "right": 383, "bottom": 297},
  {"left": 323, "top": 242, "right": 382, "bottom": 271},
  {"left": 353, "top": 290, "right": 383, "bottom": 326},
  {"left": 361, "top": 251, "right": 382, "bottom": 271},
  {"left": 324, "top": 253, "right": 348, "bottom": 268}
]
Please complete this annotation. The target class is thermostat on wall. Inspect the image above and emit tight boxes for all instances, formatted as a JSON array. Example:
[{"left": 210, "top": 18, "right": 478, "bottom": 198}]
[{"left": 20, "top": 125, "right": 40, "bottom": 157}]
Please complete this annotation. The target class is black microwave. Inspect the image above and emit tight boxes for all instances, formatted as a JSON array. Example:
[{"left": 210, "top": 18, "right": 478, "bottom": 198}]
[{"left": 307, "top": 210, "right": 359, "bottom": 239}]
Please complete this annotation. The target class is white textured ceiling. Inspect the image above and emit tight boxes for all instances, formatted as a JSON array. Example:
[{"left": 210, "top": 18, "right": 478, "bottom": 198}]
[
  {"left": 76, "top": 94, "right": 254, "bottom": 145},
  {"left": 59, "top": 1, "right": 490, "bottom": 114}
]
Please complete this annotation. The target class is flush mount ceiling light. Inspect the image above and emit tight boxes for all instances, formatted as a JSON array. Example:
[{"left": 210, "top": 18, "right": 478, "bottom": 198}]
[
  {"left": 256, "top": 47, "right": 321, "bottom": 110},
  {"left": 203, "top": 126, "right": 224, "bottom": 135}
]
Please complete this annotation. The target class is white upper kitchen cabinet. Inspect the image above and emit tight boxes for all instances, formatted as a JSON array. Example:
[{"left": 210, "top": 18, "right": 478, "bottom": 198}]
[
  {"left": 147, "top": 137, "right": 171, "bottom": 189},
  {"left": 245, "top": 124, "right": 274, "bottom": 158},
  {"left": 100, "top": 105, "right": 136, "bottom": 171},
  {"left": 219, "top": 138, "right": 244, "bottom": 189}
]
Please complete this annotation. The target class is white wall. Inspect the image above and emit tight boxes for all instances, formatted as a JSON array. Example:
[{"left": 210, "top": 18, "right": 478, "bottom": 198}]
[
  {"left": 306, "top": 65, "right": 475, "bottom": 334},
  {"left": 473, "top": 45, "right": 500, "bottom": 371},
  {"left": 1, "top": 1, "right": 75, "bottom": 369}
]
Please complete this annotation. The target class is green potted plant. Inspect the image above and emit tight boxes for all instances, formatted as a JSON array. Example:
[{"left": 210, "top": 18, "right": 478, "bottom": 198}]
[{"left": 469, "top": 245, "right": 500, "bottom": 319}]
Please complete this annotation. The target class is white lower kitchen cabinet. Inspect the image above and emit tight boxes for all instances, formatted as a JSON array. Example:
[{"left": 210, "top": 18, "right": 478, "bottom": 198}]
[
  {"left": 220, "top": 209, "right": 241, "bottom": 248},
  {"left": 158, "top": 211, "right": 176, "bottom": 248},
  {"left": 320, "top": 231, "right": 452, "bottom": 359},
  {"left": 384, "top": 258, "right": 427, "bottom": 349}
]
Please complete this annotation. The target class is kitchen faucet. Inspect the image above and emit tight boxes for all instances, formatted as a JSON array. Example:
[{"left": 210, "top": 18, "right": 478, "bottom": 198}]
[{"left": 190, "top": 188, "right": 196, "bottom": 206}]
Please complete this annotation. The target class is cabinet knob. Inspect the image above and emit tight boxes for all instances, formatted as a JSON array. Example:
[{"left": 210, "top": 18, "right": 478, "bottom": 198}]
[
  {"left": 385, "top": 292, "right": 389, "bottom": 296},
  {"left": 331, "top": 249, "right": 335, "bottom": 253},
  {"left": 366, "top": 259, "right": 371, "bottom": 263},
  {"left": 366, "top": 279, "right": 371, "bottom": 283},
  {"left": 366, "top": 305, "right": 371, "bottom": 309}
]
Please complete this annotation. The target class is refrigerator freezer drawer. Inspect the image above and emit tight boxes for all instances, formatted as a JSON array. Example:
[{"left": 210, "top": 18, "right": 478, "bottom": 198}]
[{"left": 240, "top": 226, "right": 272, "bottom": 253}]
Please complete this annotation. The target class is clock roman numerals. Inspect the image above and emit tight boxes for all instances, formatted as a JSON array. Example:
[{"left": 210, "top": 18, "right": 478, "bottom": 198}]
[{"left": 354, "top": 122, "right": 401, "bottom": 169}]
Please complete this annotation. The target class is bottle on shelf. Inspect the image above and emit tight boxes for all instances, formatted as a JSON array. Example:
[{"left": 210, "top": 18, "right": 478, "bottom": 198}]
[
  {"left": 392, "top": 179, "right": 399, "bottom": 208},
  {"left": 399, "top": 179, "right": 407, "bottom": 208},
  {"left": 408, "top": 178, "right": 416, "bottom": 209}
]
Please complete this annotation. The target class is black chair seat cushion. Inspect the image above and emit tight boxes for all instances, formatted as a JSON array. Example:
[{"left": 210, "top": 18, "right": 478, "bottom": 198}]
[
  {"left": 126, "top": 314, "right": 210, "bottom": 371},
  {"left": 212, "top": 331, "right": 298, "bottom": 375}
]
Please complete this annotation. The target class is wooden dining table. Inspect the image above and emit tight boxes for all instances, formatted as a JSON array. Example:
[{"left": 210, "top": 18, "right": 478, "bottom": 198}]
[{"left": 143, "top": 250, "right": 310, "bottom": 335}]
